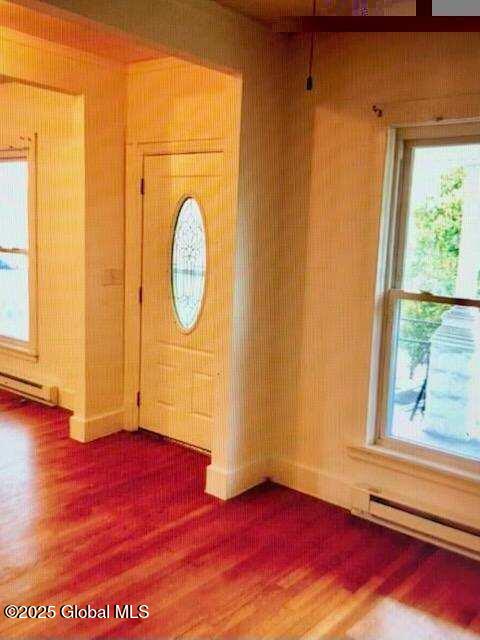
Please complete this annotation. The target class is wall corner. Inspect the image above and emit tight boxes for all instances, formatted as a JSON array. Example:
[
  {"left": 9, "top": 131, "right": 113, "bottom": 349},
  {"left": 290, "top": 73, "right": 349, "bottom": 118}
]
[
  {"left": 69, "top": 407, "right": 125, "bottom": 443},
  {"left": 205, "top": 458, "right": 271, "bottom": 500}
]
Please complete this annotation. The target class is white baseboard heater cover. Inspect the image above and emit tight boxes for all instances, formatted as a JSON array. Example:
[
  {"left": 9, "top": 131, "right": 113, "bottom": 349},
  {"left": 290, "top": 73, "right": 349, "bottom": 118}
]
[
  {"left": 351, "top": 486, "right": 480, "bottom": 561},
  {"left": 0, "top": 372, "right": 58, "bottom": 406}
]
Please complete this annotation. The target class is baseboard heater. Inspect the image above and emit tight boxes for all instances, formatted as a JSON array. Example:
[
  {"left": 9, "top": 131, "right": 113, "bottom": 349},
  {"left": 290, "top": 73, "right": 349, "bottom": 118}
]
[
  {"left": 0, "top": 371, "right": 58, "bottom": 406},
  {"left": 351, "top": 487, "right": 480, "bottom": 561}
]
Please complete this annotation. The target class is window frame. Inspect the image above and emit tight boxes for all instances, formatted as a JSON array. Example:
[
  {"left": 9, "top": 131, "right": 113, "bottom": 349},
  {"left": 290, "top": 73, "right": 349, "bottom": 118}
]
[
  {"left": 373, "top": 122, "right": 480, "bottom": 474},
  {"left": 0, "top": 137, "right": 38, "bottom": 359}
]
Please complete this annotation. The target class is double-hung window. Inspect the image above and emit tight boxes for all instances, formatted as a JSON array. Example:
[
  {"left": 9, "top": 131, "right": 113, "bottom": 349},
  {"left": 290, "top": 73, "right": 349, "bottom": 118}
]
[
  {"left": 376, "top": 123, "right": 480, "bottom": 466},
  {"left": 0, "top": 141, "right": 36, "bottom": 355}
]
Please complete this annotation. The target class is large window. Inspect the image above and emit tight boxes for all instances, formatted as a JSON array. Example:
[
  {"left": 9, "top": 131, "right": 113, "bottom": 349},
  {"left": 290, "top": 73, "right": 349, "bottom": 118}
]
[
  {"left": 377, "top": 124, "right": 480, "bottom": 465},
  {"left": 0, "top": 144, "right": 36, "bottom": 355}
]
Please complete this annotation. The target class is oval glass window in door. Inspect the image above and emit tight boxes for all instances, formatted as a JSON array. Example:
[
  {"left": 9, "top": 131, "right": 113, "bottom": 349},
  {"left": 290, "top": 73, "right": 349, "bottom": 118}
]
[{"left": 171, "top": 198, "right": 207, "bottom": 331}]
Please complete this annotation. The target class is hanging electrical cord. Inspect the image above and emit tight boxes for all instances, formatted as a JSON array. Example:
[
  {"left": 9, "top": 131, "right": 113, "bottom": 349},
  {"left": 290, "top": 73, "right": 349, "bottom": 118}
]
[{"left": 306, "top": 0, "right": 316, "bottom": 91}]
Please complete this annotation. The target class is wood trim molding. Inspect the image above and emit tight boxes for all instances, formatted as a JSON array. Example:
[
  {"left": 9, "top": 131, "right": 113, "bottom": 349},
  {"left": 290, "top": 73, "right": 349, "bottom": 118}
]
[
  {"left": 348, "top": 444, "right": 480, "bottom": 496},
  {"left": 272, "top": 17, "right": 480, "bottom": 33},
  {"left": 133, "top": 139, "right": 225, "bottom": 154}
]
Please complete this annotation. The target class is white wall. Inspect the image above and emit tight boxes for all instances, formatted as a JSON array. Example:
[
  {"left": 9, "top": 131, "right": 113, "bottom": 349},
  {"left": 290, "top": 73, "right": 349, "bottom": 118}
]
[{"left": 273, "top": 32, "right": 480, "bottom": 529}]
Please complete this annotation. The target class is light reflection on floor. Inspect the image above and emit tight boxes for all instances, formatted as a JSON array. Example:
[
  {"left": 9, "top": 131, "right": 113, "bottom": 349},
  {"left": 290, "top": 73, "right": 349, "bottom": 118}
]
[
  {"left": 348, "top": 598, "right": 479, "bottom": 640},
  {"left": 0, "top": 397, "right": 39, "bottom": 578}
]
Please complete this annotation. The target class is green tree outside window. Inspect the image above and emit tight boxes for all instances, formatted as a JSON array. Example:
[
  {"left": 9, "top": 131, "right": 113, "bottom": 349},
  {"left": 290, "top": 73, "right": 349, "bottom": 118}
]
[{"left": 401, "top": 167, "right": 471, "bottom": 377}]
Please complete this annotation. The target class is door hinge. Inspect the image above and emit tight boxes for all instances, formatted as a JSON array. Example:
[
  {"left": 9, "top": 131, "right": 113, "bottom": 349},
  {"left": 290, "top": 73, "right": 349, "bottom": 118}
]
[
  {"left": 140, "top": 177, "right": 145, "bottom": 195},
  {"left": 136, "top": 391, "right": 141, "bottom": 407},
  {"left": 138, "top": 286, "right": 143, "bottom": 304}
]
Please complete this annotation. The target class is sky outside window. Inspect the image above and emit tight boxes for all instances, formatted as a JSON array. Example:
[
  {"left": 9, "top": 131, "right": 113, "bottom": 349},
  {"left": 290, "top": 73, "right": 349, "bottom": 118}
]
[
  {"left": 0, "top": 160, "right": 28, "bottom": 250},
  {"left": 0, "top": 159, "right": 29, "bottom": 342}
]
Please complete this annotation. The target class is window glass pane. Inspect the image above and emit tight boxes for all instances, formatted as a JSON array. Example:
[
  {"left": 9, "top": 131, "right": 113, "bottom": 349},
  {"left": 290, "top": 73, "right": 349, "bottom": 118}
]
[
  {"left": 171, "top": 198, "right": 206, "bottom": 331},
  {"left": 0, "top": 159, "right": 28, "bottom": 250},
  {"left": 387, "top": 298, "right": 480, "bottom": 460},
  {"left": 0, "top": 252, "right": 29, "bottom": 342},
  {"left": 402, "top": 143, "right": 480, "bottom": 299}
]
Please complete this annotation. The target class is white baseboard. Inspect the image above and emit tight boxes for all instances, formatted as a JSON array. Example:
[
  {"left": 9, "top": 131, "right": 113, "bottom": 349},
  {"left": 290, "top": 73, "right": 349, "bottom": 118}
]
[
  {"left": 271, "top": 457, "right": 351, "bottom": 510},
  {"left": 205, "top": 458, "right": 268, "bottom": 500},
  {"left": 69, "top": 407, "right": 125, "bottom": 443},
  {"left": 205, "top": 456, "right": 352, "bottom": 506},
  {"left": 58, "top": 388, "right": 75, "bottom": 412},
  {"left": 123, "top": 403, "right": 140, "bottom": 432}
]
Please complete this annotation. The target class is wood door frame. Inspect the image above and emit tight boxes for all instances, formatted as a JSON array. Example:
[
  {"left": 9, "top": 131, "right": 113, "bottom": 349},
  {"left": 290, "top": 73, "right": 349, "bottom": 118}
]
[{"left": 124, "top": 138, "right": 237, "bottom": 459}]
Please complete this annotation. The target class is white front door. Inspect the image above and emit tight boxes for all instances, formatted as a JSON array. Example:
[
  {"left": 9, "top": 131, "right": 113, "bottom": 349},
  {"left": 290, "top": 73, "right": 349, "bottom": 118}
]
[{"left": 139, "top": 152, "right": 225, "bottom": 451}]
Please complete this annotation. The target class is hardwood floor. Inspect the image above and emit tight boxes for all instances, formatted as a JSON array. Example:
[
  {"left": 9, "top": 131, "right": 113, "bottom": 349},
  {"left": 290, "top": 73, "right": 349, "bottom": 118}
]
[{"left": 1, "top": 391, "right": 479, "bottom": 639}]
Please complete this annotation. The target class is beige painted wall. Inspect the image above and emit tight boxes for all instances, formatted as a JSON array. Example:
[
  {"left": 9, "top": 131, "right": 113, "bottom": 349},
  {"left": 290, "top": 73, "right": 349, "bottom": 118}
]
[
  {"left": 0, "top": 27, "right": 126, "bottom": 439},
  {"left": 126, "top": 57, "right": 240, "bottom": 144},
  {"left": 273, "top": 32, "right": 480, "bottom": 528},
  {"left": 0, "top": 81, "right": 83, "bottom": 410}
]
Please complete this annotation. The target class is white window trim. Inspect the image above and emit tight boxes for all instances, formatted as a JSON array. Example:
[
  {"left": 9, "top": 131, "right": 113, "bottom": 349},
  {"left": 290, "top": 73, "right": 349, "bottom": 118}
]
[
  {"left": 366, "top": 121, "right": 480, "bottom": 477},
  {"left": 0, "top": 135, "right": 38, "bottom": 359}
]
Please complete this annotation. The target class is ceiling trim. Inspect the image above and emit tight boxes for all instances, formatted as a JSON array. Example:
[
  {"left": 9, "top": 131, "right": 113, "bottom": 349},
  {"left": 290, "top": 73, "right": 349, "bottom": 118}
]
[
  {"left": 216, "top": 0, "right": 417, "bottom": 22},
  {"left": 272, "top": 15, "right": 478, "bottom": 31}
]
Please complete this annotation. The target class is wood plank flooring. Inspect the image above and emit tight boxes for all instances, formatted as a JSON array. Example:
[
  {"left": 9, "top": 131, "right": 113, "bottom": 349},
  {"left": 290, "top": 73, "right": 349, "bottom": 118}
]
[{"left": 0, "top": 391, "right": 479, "bottom": 639}]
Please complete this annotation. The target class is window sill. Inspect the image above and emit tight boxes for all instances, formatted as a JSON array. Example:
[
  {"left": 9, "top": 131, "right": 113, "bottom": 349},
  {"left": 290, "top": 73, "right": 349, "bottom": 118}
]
[
  {"left": 0, "top": 342, "right": 38, "bottom": 363},
  {"left": 347, "top": 444, "right": 480, "bottom": 496}
]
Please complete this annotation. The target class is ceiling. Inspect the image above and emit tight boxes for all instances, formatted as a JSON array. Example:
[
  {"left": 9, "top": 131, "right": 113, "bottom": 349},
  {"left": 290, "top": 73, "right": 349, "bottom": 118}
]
[
  {"left": 217, "top": 0, "right": 314, "bottom": 19},
  {"left": 216, "top": 0, "right": 416, "bottom": 20},
  {"left": 0, "top": 1, "right": 162, "bottom": 64}
]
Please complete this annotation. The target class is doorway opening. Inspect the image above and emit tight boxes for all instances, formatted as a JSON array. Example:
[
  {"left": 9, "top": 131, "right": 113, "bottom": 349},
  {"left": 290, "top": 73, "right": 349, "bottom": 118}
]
[
  {"left": 0, "top": 4, "right": 242, "bottom": 495},
  {"left": 124, "top": 57, "right": 242, "bottom": 456}
]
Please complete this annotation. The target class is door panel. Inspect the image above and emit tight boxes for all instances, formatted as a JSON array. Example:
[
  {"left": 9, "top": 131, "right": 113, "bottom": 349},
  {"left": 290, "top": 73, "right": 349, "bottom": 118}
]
[{"left": 140, "top": 152, "right": 224, "bottom": 450}]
